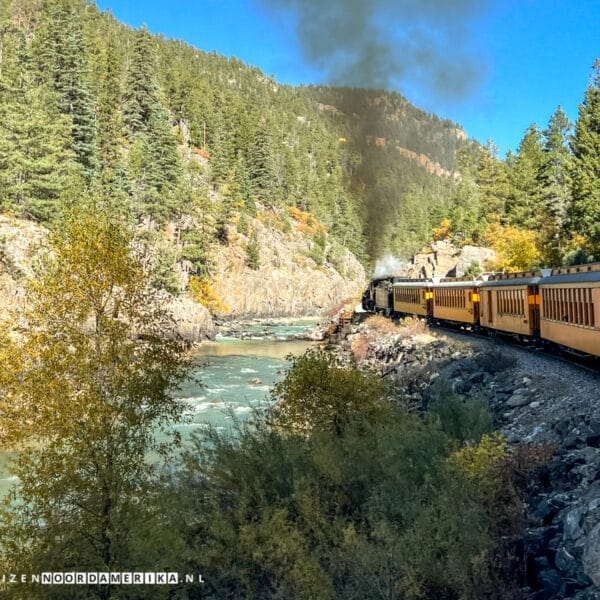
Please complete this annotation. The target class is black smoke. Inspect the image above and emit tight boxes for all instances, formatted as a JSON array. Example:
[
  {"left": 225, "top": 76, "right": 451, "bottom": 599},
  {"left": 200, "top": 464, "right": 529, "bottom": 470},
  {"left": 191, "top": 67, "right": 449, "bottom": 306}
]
[{"left": 256, "top": 0, "right": 488, "bottom": 100}]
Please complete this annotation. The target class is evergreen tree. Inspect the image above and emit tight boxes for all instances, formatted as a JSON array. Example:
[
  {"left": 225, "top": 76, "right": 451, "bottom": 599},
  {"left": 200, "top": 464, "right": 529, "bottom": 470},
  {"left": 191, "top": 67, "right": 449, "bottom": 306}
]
[
  {"left": 0, "top": 29, "right": 77, "bottom": 220},
  {"left": 245, "top": 230, "right": 260, "bottom": 269},
  {"left": 121, "top": 27, "right": 182, "bottom": 221},
  {"left": 96, "top": 33, "right": 128, "bottom": 196},
  {"left": 130, "top": 105, "right": 182, "bottom": 221},
  {"left": 506, "top": 124, "right": 545, "bottom": 228},
  {"left": 122, "top": 25, "right": 161, "bottom": 138},
  {"left": 208, "top": 103, "right": 234, "bottom": 186},
  {"left": 34, "top": 0, "right": 98, "bottom": 176},
  {"left": 569, "top": 61, "right": 600, "bottom": 254},
  {"left": 249, "top": 120, "right": 278, "bottom": 205},
  {"left": 539, "top": 106, "right": 573, "bottom": 264},
  {"left": 476, "top": 141, "right": 511, "bottom": 221},
  {"left": 144, "top": 105, "right": 181, "bottom": 191}
]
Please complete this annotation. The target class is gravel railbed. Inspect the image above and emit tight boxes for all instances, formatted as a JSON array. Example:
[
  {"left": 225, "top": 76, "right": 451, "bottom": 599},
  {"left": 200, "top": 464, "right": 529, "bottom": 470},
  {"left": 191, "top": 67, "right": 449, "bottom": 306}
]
[{"left": 439, "top": 329, "right": 600, "bottom": 445}]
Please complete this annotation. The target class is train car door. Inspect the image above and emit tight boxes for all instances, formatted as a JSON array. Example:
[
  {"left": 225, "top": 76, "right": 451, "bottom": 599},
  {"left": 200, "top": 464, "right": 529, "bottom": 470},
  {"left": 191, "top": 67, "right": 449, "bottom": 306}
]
[{"left": 529, "top": 286, "right": 540, "bottom": 334}]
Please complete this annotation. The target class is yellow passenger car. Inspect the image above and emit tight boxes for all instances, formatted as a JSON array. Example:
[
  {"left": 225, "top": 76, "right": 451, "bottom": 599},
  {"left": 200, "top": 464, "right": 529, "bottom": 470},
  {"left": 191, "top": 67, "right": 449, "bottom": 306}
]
[
  {"left": 431, "top": 279, "right": 480, "bottom": 325},
  {"left": 392, "top": 280, "right": 432, "bottom": 317},
  {"left": 479, "top": 271, "right": 541, "bottom": 337},
  {"left": 538, "top": 264, "right": 600, "bottom": 356}
]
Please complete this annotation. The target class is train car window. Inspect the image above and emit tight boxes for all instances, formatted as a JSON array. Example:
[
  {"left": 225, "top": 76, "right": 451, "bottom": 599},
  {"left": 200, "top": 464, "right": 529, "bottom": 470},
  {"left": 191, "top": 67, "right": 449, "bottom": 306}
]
[
  {"left": 542, "top": 286, "right": 595, "bottom": 327},
  {"left": 569, "top": 289, "right": 574, "bottom": 323}
]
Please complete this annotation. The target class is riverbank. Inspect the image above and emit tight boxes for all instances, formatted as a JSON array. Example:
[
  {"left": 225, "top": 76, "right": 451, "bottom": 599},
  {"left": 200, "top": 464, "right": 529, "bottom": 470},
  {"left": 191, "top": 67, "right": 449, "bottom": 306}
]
[
  {"left": 0, "top": 318, "right": 319, "bottom": 498},
  {"left": 214, "top": 315, "right": 326, "bottom": 341}
]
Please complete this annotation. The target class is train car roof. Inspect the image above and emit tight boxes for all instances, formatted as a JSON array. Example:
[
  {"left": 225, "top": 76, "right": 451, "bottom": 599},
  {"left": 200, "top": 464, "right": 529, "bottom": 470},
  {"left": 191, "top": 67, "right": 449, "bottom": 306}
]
[
  {"left": 431, "top": 280, "right": 481, "bottom": 288},
  {"left": 539, "top": 271, "right": 600, "bottom": 286},
  {"left": 392, "top": 280, "right": 432, "bottom": 288},
  {"left": 479, "top": 276, "right": 542, "bottom": 288}
]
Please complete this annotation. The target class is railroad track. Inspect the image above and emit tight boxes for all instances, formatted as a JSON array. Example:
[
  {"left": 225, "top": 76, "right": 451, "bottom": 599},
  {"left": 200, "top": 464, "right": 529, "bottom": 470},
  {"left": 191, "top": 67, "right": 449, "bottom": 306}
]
[{"left": 429, "top": 320, "right": 600, "bottom": 376}]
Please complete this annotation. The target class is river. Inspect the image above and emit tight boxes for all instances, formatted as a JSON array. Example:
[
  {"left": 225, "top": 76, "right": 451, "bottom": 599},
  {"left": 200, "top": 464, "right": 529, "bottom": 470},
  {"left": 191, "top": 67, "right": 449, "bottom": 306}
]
[{"left": 0, "top": 319, "right": 319, "bottom": 498}]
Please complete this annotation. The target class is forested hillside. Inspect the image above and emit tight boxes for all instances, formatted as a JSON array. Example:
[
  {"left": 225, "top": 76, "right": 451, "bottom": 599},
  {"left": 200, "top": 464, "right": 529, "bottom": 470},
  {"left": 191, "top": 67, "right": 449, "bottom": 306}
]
[
  {"left": 1, "top": 0, "right": 598, "bottom": 296},
  {"left": 0, "top": 0, "right": 474, "bottom": 279}
]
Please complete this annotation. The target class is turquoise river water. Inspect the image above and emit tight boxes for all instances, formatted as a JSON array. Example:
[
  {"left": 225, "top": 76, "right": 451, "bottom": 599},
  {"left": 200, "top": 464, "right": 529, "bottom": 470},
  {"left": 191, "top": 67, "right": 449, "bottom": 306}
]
[{"left": 0, "top": 319, "right": 318, "bottom": 498}]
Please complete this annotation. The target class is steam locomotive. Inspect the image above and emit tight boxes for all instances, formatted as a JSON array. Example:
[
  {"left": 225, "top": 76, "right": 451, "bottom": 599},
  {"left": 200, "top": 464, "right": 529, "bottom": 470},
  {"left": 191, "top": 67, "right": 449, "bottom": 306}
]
[{"left": 362, "top": 263, "right": 600, "bottom": 358}]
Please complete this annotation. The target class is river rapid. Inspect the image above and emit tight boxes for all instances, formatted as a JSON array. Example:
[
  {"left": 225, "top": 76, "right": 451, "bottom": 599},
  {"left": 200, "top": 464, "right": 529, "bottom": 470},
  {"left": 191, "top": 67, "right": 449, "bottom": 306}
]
[{"left": 0, "top": 319, "right": 319, "bottom": 498}]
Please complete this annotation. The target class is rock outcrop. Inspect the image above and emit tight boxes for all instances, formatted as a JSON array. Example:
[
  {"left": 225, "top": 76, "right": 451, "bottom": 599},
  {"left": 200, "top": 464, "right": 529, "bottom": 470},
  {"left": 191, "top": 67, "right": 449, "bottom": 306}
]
[
  {"left": 212, "top": 215, "right": 365, "bottom": 319},
  {"left": 167, "top": 295, "right": 215, "bottom": 342},
  {"left": 407, "top": 239, "right": 496, "bottom": 279}
]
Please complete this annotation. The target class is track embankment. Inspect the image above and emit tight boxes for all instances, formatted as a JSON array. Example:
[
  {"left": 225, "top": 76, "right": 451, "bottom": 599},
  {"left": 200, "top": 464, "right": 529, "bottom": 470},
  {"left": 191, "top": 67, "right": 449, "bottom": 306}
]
[{"left": 331, "top": 316, "right": 600, "bottom": 600}]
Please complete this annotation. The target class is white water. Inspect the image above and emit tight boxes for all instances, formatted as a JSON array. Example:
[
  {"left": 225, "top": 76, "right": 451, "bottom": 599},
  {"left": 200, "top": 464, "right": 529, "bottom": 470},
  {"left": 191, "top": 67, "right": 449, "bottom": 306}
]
[{"left": 0, "top": 320, "right": 318, "bottom": 498}]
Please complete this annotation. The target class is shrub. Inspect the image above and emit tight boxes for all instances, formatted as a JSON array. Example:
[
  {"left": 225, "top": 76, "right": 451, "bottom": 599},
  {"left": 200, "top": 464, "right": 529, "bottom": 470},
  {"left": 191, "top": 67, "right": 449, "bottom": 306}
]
[
  {"left": 189, "top": 275, "right": 230, "bottom": 316},
  {"left": 428, "top": 388, "right": 493, "bottom": 445},
  {"left": 450, "top": 433, "right": 507, "bottom": 480},
  {"left": 269, "top": 349, "right": 389, "bottom": 436},
  {"left": 363, "top": 313, "right": 400, "bottom": 334},
  {"left": 398, "top": 315, "right": 429, "bottom": 337}
]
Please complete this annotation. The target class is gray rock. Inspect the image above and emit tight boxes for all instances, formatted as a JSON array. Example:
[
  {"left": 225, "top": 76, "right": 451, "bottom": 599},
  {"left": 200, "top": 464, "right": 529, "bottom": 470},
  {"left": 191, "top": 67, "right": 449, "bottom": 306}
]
[
  {"left": 537, "top": 568, "right": 564, "bottom": 591},
  {"left": 564, "top": 506, "right": 586, "bottom": 540},
  {"left": 564, "top": 428, "right": 589, "bottom": 450},
  {"left": 587, "top": 433, "right": 600, "bottom": 448},
  {"left": 549, "top": 494, "right": 570, "bottom": 512},
  {"left": 532, "top": 498, "right": 553, "bottom": 522},
  {"left": 583, "top": 522, "right": 600, "bottom": 585},
  {"left": 555, "top": 546, "right": 578, "bottom": 576},
  {"left": 506, "top": 393, "right": 531, "bottom": 408}
]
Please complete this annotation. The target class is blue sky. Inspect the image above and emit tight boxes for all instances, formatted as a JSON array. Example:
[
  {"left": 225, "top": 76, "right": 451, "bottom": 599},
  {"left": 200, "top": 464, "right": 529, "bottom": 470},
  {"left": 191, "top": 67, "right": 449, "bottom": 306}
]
[{"left": 94, "top": 0, "right": 600, "bottom": 158}]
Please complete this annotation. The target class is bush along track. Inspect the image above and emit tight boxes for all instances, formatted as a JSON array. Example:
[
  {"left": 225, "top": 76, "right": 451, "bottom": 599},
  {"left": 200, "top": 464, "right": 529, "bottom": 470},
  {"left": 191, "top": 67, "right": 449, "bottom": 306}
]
[{"left": 330, "top": 315, "right": 600, "bottom": 600}]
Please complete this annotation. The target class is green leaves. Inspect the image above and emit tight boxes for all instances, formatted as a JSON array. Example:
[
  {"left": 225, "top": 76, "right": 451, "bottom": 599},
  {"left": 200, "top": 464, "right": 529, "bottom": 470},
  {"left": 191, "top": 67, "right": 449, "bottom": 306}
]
[
  {"left": 569, "top": 63, "right": 600, "bottom": 256},
  {"left": 269, "top": 349, "right": 388, "bottom": 436},
  {"left": 170, "top": 353, "right": 495, "bottom": 599},
  {"left": 0, "top": 200, "right": 188, "bottom": 586}
]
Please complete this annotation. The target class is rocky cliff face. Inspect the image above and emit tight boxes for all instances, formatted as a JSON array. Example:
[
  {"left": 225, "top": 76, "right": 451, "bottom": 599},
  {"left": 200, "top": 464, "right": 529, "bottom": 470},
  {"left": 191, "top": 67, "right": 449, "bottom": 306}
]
[
  {"left": 0, "top": 215, "right": 46, "bottom": 316},
  {"left": 212, "top": 216, "right": 365, "bottom": 319},
  {"left": 0, "top": 214, "right": 364, "bottom": 339},
  {"left": 407, "top": 240, "right": 496, "bottom": 279}
]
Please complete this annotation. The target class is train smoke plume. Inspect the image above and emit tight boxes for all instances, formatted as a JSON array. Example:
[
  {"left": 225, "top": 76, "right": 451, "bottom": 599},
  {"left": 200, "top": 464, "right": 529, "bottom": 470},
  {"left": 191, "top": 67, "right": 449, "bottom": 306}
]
[
  {"left": 256, "top": 0, "right": 488, "bottom": 100},
  {"left": 373, "top": 254, "right": 406, "bottom": 279}
]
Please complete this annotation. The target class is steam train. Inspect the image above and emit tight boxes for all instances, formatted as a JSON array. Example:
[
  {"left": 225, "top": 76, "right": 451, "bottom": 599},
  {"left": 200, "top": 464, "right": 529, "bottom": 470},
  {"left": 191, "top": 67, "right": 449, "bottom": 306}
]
[{"left": 362, "top": 263, "right": 600, "bottom": 358}]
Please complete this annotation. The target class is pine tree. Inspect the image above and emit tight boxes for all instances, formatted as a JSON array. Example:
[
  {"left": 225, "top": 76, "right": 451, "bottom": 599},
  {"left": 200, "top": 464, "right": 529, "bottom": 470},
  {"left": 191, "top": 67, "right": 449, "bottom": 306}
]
[
  {"left": 0, "top": 29, "right": 77, "bottom": 220},
  {"left": 130, "top": 105, "right": 182, "bottom": 221},
  {"left": 208, "top": 102, "right": 234, "bottom": 185},
  {"left": 122, "top": 25, "right": 161, "bottom": 138},
  {"left": 249, "top": 120, "right": 278, "bottom": 205},
  {"left": 246, "top": 230, "right": 260, "bottom": 269},
  {"left": 538, "top": 106, "right": 573, "bottom": 264},
  {"left": 476, "top": 141, "right": 511, "bottom": 221},
  {"left": 569, "top": 61, "right": 600, "bottom": 254},
  {"left": 96, "top": 34, "right": 128, "bottom": 196},
  {"left": 144, "top": 105, "right": 181, "bottom": 192},
  {"left": 34, "top": 0, "right": 98, "bottom": 176},
  {"left": 506, "top": 124, "right": 545, "bottom": 228}
]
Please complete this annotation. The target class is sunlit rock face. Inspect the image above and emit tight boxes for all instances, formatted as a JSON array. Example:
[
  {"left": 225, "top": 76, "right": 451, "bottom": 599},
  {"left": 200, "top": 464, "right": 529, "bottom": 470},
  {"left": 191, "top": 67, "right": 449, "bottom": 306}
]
[
  {"left": 212, "top": 215, "right": 365, "bottom": 319},
  {"left": 408, "top": 240, "right": 496, "bottom": 279}
]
